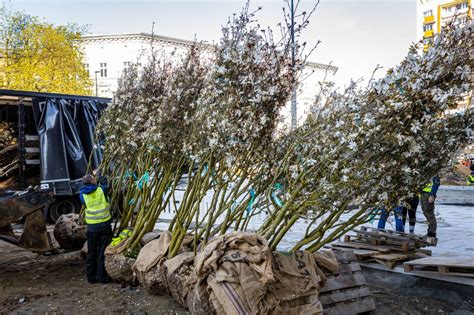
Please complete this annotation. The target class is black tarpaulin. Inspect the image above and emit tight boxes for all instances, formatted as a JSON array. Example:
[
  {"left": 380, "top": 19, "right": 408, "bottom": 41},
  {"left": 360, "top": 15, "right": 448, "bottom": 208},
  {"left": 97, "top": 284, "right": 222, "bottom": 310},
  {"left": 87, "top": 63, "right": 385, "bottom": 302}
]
[{"left": 32, "top": 98, "right": 108, "bottom": 195}]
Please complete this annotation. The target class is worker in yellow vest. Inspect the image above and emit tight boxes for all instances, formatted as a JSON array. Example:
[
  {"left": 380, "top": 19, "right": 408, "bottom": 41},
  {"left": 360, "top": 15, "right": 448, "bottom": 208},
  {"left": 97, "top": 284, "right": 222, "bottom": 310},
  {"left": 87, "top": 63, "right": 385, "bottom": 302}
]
[
  {"left": 420, "top": 176, "right": 440, "bottom": 238},
  {"left": 80, "top": 174, "right": 112, "bottom": 284},
  {"left": 467, "top": 165, "right": 474, "bottom": 185}
]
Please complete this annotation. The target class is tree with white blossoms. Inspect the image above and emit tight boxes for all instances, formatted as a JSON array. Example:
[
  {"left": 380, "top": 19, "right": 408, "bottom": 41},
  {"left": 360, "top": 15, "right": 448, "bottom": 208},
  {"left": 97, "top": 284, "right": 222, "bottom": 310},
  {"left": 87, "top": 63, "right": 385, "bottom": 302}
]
[
  {"left": 97, "top": 45, "right": 212, "bottom": 252},
  {"left": 256, "top": 20, "right": 473, "bottom": 251},
  {"left": 166, "top": 4, "right": 309, "bottom": 257},
  {"left": 97, "top": 0, "right": 472, "bottom": 258}
]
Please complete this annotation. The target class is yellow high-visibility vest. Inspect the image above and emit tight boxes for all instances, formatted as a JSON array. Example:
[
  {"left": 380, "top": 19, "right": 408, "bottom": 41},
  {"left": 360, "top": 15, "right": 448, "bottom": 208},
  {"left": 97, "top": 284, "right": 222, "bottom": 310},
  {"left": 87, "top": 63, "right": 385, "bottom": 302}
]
[
  {"left": 468, "top": 175, "right": 474, "bottom": 185},
  {"left": 83, "top": 187, "right": 111, "bottom": 225},
  {"left": 422, "top": 182, "right": 433, "bottom": 193}
]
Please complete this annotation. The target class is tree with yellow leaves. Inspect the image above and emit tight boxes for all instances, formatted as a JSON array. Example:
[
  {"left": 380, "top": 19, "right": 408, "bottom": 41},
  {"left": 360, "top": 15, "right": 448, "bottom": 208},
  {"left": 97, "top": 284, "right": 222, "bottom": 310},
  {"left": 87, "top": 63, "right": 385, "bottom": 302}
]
[{"left": 0, "top": 8, "right": 92, "bottom": 95}]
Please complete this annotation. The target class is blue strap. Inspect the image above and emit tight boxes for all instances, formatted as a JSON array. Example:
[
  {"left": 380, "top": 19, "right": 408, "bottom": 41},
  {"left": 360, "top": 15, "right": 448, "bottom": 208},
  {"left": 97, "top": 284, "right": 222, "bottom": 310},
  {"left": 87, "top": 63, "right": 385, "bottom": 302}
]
[
  {"left": 272, "top": 191, "right": 283, "bottom": 207},
  {"left": 136, "top": 171, "right": 150, "bottom": 190},
  {"left": 246, "top": 189, "right": 256, "bottom": 215},
  {"left": 395, "top": 81, "right": 405, "bottom": 94},
  {"left": 272, "top": 183, "right": 284, "bottom": 207},
  {"left": 124, "top": 170, "right": 138, "bottom": 180},
  {"left": 368, "top": 208, "right": 379, "bottom": 223}
]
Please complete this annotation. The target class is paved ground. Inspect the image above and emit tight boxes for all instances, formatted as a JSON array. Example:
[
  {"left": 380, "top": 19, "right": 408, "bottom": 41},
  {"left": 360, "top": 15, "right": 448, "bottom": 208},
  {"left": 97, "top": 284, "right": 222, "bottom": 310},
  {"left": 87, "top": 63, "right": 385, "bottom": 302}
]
[{"left": 365, "top": 203, "right": 474, "bottom": 257}]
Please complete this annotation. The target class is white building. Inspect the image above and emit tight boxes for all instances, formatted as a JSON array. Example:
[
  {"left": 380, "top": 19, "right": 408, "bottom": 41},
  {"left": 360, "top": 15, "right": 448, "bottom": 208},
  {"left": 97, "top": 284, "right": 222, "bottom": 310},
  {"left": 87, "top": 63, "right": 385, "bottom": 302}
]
[{"left": 80, "top": 33, "right": 337, "bottom": 127}]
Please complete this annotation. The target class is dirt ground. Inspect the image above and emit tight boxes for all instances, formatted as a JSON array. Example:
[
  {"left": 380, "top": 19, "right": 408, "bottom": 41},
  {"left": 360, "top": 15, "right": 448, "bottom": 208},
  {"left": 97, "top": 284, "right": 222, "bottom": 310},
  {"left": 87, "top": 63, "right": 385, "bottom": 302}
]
[
  {"left": 363, "top": 268, "right": 474, "bottom": 315},
  {"left": 1, "top": 240, "right": 474, "bottom": 314},
  {"left": 0, "top": 241, "right": 187, "bottom": 314}
]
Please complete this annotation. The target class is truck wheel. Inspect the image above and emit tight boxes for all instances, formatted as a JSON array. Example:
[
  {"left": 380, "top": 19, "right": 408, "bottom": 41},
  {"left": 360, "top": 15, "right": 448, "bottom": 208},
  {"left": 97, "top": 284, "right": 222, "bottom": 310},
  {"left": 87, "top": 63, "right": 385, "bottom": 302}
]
[{"left": 48, "top": 197, "right": 81, "bottom": 223}]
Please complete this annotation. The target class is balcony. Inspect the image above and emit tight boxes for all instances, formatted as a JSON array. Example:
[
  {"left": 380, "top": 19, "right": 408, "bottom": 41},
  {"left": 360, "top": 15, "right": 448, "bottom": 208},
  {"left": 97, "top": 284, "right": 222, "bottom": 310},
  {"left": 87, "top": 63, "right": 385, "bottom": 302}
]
[
  {"left": 424, "top": 15, "right": 435, "bottom": 24},
  {"left": 423, "top": 30, "right": 434, "bottom": 38}
]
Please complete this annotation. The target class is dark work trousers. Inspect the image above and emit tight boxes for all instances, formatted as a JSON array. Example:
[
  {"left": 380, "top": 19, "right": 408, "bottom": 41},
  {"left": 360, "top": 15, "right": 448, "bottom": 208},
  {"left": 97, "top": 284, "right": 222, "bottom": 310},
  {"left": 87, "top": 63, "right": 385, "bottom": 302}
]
[
  {"left": 402, "top": 196, "right": 419, "bottom": 232},
  {"left": 86, "top": 225, "right": 112, "bottom": 283},
  {"left": 420, "top": 192, "right": 437, "bottom": 235}
]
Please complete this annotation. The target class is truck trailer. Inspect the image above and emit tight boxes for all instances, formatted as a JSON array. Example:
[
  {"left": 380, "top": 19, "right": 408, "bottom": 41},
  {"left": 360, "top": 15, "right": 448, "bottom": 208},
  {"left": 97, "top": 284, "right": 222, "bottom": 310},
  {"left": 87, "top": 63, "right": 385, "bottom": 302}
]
[{"left": 0, "top": 89, "right": 110, "bottom": 251}]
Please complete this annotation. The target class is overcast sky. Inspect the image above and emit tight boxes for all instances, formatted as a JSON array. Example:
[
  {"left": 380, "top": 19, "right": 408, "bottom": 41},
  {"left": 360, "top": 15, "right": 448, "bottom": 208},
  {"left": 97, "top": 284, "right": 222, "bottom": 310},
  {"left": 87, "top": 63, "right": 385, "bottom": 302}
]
[{"left": 5, "top": 0, "right": 417, "bottom": 87}]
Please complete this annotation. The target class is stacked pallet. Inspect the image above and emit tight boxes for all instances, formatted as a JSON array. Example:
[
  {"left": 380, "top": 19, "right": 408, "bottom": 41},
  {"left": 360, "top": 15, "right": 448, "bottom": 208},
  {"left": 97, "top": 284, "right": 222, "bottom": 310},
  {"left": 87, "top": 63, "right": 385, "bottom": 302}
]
[
  {"left": 404, "top": 257, "right": 474, "bottom": 278},
  {"left": 330, "top": 226, "right": 434, "bottom": 269},
  {"left": 320, "top": 249, "right": 376, "bottom": 314}
]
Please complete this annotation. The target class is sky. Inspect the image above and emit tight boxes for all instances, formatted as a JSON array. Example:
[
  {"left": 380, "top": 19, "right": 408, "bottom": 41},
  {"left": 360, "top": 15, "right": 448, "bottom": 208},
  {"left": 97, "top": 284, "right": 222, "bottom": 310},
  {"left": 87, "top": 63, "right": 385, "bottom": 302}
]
[{"left": 4, "top": 0, "right": 417, "bottom": 87}]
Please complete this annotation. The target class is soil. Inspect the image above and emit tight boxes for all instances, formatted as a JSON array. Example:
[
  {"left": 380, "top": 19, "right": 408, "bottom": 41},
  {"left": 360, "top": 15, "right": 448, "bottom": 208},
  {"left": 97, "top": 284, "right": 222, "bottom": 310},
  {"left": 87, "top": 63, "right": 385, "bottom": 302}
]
[
  {"left": 0, "top": 240, "right": 187, "bottom": 314},
  {"left": 1, "top": 240, "right": 473, "bottom": 314},
  {"left": 363, "top": 268, "right": 474, "bottom": 315}
]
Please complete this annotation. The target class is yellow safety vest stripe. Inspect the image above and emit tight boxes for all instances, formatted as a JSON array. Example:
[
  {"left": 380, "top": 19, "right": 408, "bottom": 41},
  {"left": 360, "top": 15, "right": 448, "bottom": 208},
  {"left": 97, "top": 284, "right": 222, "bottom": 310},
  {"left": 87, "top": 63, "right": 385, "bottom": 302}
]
[
  {"left": 467, "top": 175, "right": 474, "bottom": 185},
  {"left": 422, "top": 182, "right": 433, "bottom": 193},
  {"left": 83, "top": 187, "right": 111, "bottom": 225}
]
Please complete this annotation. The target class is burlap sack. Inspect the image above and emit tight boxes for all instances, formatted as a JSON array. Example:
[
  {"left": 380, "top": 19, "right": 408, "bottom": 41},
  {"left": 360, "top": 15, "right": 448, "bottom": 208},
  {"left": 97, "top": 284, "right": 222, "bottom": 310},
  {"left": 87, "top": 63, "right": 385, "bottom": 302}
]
[
  {"left": 132, "top": 231, "right": 172, "bottom": 293},
  {"left": 141, "top": 264, "right": 167, "bottom": 295},
  {"left": 140, "top": 231, "right": 160, "bottom": 246},
  {"left": 190, "top": 232, "right": 339, "bottom": 315},
  {"left": 103, "top": 238, "right": 136, "bottom": 285},
  {"left": 53, "top": 213, "right": 86, "bottom": 250},
  {"left": 163, "top": 252, "right": 195, "bottom": 306},
  {"left": 186, "top": 276, "right": 216, "bottom": 315},
  {"left": 104, "top": 252, "right": 136, "bottom": 286},
  {"left": 267, "top": 250, "right": 338, "bottom": 315},
  {"left": 193, "top": 232, "right": 276, "bottom": 315}
]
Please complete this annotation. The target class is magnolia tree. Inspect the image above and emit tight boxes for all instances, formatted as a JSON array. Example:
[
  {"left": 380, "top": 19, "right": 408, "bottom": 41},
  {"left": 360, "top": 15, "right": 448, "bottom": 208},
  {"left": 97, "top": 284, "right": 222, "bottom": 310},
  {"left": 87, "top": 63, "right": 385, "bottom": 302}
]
[
  {"left": 97, "top": 45, "right": 212, "bottom": 251},
  {"left": 97, "top": 1, "right": 472, "bottom": 258},
  {"left": 255, "top": 21, "right": 474, "bottom": 251}
]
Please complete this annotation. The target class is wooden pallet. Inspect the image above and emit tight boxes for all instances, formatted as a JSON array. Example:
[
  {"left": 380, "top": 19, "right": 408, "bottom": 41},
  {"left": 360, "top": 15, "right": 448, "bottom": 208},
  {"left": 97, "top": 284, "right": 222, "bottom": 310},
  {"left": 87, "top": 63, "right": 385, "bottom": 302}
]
[
  {"left": 371, "top": 252, "right": 419, "bottom": 269},
  {"left": 345, "top": 233, "right": 414, "bottom": 251},
  {"left": 333, "top": 240, "right": 407, "bottom": 254},
  {"left": 404, "top": 257, "right": 474, "bottom": 278},
  {"left": 320, "top": 250, "right": 376, "bottom": 315},
  {"left": 359, "top": 226, "right": 432, "bottom": 246}
]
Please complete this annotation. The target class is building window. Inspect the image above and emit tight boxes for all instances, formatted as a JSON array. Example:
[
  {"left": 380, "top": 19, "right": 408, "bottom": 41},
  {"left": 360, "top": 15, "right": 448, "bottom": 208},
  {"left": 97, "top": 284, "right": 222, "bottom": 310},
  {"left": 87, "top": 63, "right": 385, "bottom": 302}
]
[
  {"left": 457, "top": 2, "right": 468, "bottom": 10},
  {"left": 423, "top": 10, "right": 433, "bottom": 17},
  {"left": 457, "top": 17, "right": 468, "bottom": 25},
  {"left": 85, "top": 63, "right": 89, "bottom": 75},
  {"left": 123, "top": 61, "right": 131, "bottom": 73},
  {"left": 423, "top": 24, "right": 433, "bottom": 32},
  {"left": 100, "top": 62, "right": 107, "bottom": 77}
]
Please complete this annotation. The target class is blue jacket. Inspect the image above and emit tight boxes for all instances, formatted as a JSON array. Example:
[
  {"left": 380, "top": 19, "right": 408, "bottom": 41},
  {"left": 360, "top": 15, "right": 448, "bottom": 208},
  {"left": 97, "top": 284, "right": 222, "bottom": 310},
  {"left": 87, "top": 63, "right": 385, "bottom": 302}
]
[
  {"left": 79, "top": 184, "right": 111, "bottom": 232},
  {"left": 424, "top": 176, "right": 440, "bottom": 197}
]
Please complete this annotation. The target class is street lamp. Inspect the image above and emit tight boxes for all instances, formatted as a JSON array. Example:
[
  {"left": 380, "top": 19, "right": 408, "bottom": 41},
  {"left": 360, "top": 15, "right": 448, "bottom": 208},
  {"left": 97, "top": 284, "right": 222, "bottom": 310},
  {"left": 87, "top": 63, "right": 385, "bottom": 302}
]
[
  {"left": 290, "top": 0, "right": 297, "bottom": 130},
  {"left": 94, "top": 71, "right": 100, "bottom": 96}
]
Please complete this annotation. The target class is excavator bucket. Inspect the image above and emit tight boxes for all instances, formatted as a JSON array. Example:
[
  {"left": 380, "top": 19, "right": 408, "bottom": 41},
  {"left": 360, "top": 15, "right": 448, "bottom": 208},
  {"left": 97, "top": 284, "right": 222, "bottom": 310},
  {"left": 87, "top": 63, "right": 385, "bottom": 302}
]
[{"left": 0, "top": 189, "right": 54, "bottom": 252}]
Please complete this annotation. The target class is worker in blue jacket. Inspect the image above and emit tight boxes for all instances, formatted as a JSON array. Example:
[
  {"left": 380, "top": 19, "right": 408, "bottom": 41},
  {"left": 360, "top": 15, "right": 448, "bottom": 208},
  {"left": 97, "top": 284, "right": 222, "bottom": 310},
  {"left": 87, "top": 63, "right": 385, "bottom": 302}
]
[
  {"left": 420, "top": 176, "right": 440, "bottom": 238},
  {"left": 80, "top": 174, "right": 112, "bottom": 284}
]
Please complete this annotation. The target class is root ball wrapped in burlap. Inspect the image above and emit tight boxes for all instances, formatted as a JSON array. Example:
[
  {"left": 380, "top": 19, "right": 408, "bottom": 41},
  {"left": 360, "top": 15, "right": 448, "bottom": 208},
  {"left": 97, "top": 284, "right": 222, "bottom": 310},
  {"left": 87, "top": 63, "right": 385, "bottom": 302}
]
[
  {"left": 189, "top": 232, "right": 339, "bottom": 315},
  {"left": 186, "top": 277, "right": 216, "bottom": 315},
  {"left": 104, "top": 252, "right": 136, "bottom": 286},
  {"left": 53, "top": 213, "right": 86, "bottom": 250},
  {"left": 140, "top": 264, "right": 167, "bottom": 295},
  {"left": 133, "top": 231, "right": 172, "bottom": 294},
  {"left": 163, "top": 252, "right": 195, "bottom": 306},
  {"left": 140, "top": 231, "right": 160, "bottom": 246},
  {"left": 104, "top": 239, "right": 136, "bottom": 286}
]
